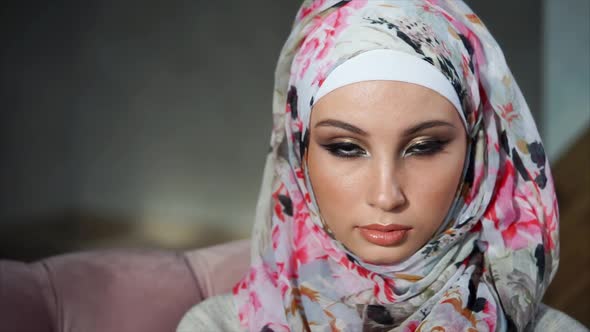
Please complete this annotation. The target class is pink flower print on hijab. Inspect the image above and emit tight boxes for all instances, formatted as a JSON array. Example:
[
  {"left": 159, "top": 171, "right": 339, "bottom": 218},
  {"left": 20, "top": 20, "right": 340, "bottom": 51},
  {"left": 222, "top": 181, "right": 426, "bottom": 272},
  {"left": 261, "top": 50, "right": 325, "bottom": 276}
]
[
  {"left": 292, "top": 0, "right": 367, "bottom": 81},
  {"left": 485, "top": 159, "right": 542, "bottom": 251},
  {"left": 234, "top": 1, "right": 559, "bottom": 331}
]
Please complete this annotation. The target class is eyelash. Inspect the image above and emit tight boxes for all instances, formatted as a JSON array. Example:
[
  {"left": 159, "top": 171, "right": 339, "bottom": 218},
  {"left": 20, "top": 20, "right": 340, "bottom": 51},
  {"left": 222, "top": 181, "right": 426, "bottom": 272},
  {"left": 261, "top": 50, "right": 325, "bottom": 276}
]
[
  {"left": 322, "top": 142, "right": 367, "bottom": 158},
  {"left": 404, "top": 139, "right": 448, "bottom": 156},
  {"left": 321, "top": 139, "right": 449, "bottom": 159}
]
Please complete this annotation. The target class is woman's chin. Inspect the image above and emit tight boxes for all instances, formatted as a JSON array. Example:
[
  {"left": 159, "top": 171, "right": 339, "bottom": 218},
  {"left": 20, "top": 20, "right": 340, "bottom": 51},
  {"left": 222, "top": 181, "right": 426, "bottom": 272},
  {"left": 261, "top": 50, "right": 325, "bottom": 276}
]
[{"left": 354, "top": 247, "right": 411, "bottom": 266}]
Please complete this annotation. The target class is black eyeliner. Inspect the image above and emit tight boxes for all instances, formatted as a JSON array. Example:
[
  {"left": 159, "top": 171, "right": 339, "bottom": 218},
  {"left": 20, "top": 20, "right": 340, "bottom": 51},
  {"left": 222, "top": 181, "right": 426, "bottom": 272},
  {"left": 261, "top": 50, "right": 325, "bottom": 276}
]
[
  {"left": 404, "top": 138, "right": 450, "bottom": 156},
  {"left": 321, "top": 142, "right": 366, "bottom": 158}
]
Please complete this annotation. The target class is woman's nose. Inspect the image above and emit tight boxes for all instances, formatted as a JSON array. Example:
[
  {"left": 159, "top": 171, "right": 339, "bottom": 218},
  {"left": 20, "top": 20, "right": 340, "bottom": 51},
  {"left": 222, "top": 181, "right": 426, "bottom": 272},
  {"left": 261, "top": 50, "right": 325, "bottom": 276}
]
[{"left": 367, "top": 159, "right": 407, "bottom": 211}]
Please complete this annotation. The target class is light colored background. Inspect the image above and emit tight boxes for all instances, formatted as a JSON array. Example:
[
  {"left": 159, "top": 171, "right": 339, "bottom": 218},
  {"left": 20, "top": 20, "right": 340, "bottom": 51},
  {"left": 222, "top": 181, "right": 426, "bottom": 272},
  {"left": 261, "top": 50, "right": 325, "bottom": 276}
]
[
  {"left": 1, "top": 0, "right": 588, "bottom": 240},
  {"left": 543, "top": 0, "right": 590, "bottom": 160}
]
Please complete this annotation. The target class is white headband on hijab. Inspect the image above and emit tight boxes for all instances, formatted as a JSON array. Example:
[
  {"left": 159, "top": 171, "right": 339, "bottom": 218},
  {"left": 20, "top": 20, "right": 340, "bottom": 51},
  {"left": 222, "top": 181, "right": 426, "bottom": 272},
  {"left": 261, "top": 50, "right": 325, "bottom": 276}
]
[{"left": 311, "top": 49, "right": 467, "bottom": 128}]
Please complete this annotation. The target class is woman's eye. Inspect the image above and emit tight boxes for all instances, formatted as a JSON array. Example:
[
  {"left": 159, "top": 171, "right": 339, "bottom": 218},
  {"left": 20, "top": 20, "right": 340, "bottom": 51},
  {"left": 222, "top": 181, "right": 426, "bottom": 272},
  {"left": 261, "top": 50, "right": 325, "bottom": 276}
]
[
  {"left": 322, "top": 142, "right": 366, "bottom": 158},
  {"left": 404, "top": 139, "right": 447, "bottom": 156}
]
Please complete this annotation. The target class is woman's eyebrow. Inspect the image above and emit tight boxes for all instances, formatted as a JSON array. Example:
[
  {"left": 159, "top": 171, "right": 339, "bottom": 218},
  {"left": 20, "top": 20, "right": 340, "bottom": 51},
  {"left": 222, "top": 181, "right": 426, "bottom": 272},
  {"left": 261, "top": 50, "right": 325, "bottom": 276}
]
[
  {"left": 403, "top": 120, "right": 456, "bottom": 136},
  {"left": 314, "top": 119, "right": 368, "bottom": 136},
  {"left": 314, "top": 119, "right": 455, "bottom": 137}
]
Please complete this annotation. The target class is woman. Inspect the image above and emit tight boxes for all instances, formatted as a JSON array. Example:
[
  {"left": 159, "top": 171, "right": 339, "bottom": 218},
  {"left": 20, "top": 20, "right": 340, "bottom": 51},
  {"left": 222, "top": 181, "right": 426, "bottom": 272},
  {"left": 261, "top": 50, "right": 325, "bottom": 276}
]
[{"left": 178, "top": 0, "right": 586, "bottom": 331}]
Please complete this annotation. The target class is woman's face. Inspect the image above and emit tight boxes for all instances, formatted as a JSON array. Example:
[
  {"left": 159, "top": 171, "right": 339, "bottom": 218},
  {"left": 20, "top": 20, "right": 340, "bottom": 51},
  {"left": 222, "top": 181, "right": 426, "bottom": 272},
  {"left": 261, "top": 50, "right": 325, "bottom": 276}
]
[{"left": 306, "top": 80, "right": 467, "bottom": 265}]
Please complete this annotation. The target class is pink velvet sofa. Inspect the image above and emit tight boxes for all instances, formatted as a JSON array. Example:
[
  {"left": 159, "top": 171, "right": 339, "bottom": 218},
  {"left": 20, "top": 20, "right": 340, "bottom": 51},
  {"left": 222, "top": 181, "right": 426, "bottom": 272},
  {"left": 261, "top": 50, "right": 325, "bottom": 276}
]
[{"left": 0, "top": 240, "right": 250, "bottom": 332}]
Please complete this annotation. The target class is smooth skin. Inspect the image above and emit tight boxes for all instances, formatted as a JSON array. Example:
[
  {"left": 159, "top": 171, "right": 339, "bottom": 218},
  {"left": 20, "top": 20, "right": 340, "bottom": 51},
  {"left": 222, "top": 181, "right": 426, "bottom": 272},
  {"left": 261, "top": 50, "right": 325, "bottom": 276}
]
[{"left": 306, "top": 80, "right": 468, "bottom": 265}]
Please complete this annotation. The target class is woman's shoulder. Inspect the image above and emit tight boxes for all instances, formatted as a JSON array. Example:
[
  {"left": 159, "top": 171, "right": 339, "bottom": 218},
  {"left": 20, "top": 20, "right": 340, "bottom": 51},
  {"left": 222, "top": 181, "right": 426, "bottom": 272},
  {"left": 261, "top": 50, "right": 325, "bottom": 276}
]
[
  {"left": 533, "top": 303, "right": 588, "bottom": 331},
  {"left": 176, "top": 293, "right": 241, "bottom": 332}
]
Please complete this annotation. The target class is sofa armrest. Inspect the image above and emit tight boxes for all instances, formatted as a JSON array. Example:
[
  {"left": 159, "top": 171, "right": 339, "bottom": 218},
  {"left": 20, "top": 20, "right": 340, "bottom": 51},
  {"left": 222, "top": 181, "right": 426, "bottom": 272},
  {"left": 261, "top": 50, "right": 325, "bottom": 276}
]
[
  {"left": 1, "top": 249, "right": 201, "bottom": 332},
  {"left": 0, "top": 260, "right": 54, "bottom": 332},
  {"left": 42, "top": 249, "right": 201, "bottom": 332},
  {"left": 0, "top": 240, "right": 251, "bottom": 332},
  {"left": 184, "top": 239, "right": 250, "bottom": 299}
]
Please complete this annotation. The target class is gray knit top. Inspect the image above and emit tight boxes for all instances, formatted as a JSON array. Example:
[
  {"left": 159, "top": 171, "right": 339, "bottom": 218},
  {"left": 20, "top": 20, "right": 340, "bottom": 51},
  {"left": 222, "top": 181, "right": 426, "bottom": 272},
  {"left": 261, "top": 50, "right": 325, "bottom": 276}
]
[{"left": 176, "top": 294, "right": 588, "bottom": 331}]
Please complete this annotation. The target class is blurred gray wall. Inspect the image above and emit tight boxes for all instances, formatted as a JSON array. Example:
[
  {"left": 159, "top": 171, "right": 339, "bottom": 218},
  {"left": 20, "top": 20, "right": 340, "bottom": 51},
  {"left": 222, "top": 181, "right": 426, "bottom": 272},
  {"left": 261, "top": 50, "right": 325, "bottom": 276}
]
[
  {"left": 1, "top": 1, "right": 586, "bottom": 237},
  {"left": 466, "top": 0, "right": 542, "bottom": 125},
  {"left": 543, "top": 0, "right": 590, "bottom": 161},
  {"left": 1, "top": 1, "right": 300, "bottom": 237}
]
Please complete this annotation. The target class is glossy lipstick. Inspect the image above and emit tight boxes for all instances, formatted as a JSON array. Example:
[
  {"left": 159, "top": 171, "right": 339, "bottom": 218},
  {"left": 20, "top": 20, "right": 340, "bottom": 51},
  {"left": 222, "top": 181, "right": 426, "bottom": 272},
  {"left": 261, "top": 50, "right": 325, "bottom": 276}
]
[{"left": 358, "top": 223, "right": 411, "bottom": 246}]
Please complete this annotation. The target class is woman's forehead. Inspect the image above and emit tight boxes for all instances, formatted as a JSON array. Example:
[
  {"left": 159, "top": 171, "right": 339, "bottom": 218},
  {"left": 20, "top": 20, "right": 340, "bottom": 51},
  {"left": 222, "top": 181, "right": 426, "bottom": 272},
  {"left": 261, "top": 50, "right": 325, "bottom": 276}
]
[{"left": 310, "top": 80, "right": 463, "bottom": 133}]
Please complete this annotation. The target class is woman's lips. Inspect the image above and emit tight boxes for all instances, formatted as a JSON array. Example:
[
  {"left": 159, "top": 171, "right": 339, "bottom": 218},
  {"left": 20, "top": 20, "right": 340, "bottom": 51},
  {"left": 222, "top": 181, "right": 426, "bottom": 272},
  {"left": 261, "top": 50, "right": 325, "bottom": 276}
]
[{"left": 358, "top": 224, "right": 412, "bottom": 246}]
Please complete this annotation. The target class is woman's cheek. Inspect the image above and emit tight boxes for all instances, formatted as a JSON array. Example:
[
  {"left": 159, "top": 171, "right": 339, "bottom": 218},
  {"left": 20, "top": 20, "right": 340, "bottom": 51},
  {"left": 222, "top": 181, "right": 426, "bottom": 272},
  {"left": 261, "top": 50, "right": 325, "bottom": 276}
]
[
  {"left": 318, "top": 162, "right": 363, "bottom": 209},
  {"left": 404, "top": 157, "right": 463, "bottom": 217}
]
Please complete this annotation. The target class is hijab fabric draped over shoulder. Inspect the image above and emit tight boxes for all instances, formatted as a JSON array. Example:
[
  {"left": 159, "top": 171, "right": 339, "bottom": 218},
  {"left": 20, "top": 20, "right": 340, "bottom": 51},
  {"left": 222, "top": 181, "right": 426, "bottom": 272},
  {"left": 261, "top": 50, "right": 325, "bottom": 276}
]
[{"left": 233, "top": 1, "right": 559, "bottom": 331}]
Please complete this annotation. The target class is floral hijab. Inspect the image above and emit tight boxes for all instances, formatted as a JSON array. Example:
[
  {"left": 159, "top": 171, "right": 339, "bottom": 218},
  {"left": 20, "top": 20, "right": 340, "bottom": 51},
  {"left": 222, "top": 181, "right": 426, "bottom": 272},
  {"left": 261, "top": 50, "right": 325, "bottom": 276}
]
[{"left": 233, "top": 1, "right": 559, "bottom": 331}]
